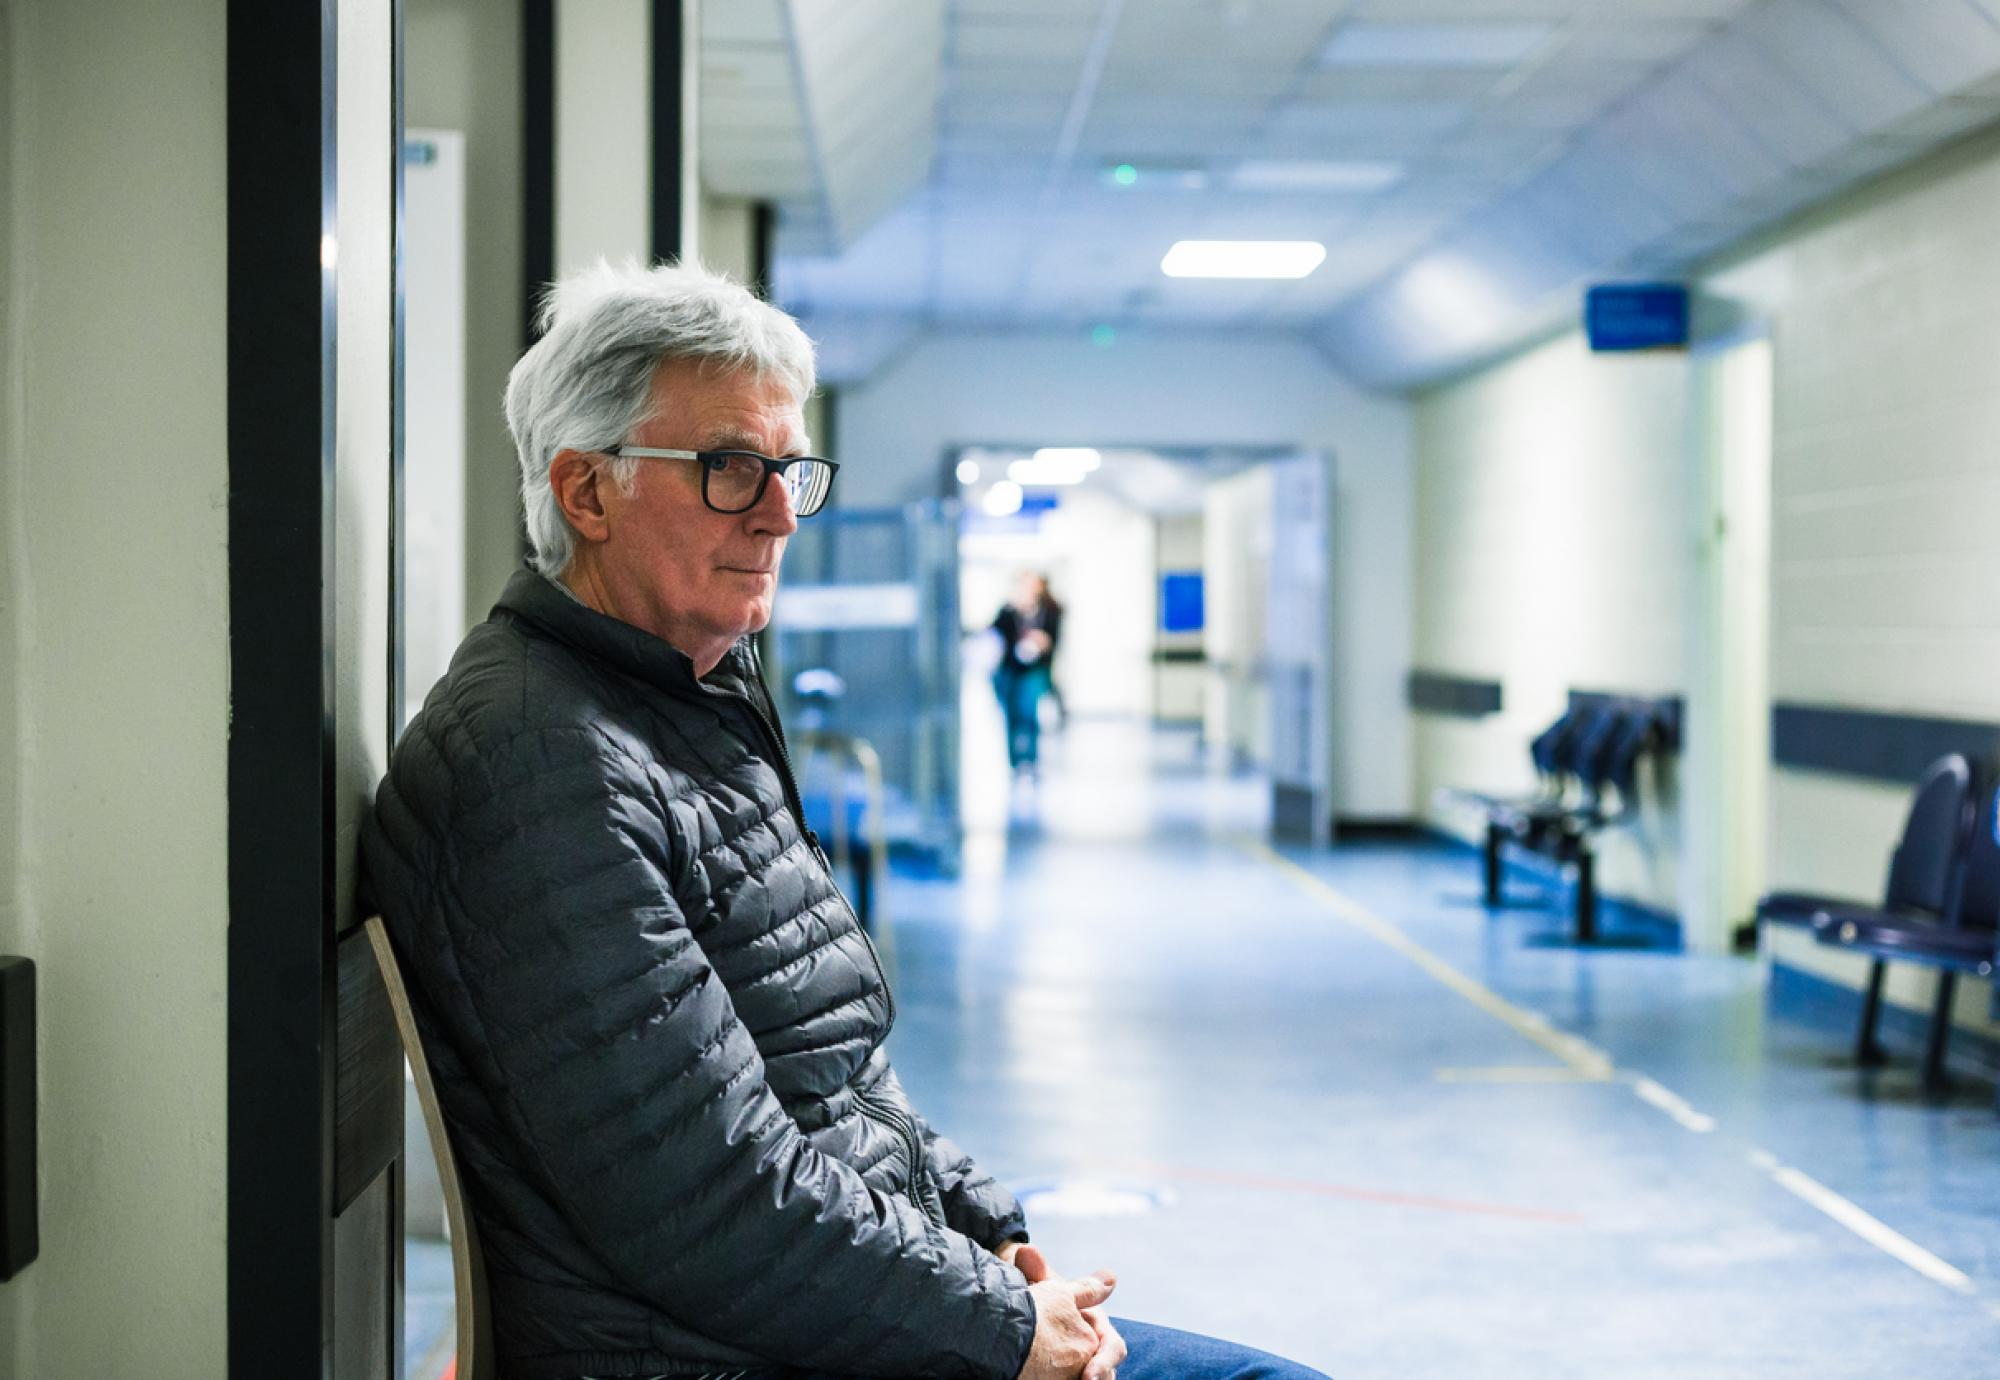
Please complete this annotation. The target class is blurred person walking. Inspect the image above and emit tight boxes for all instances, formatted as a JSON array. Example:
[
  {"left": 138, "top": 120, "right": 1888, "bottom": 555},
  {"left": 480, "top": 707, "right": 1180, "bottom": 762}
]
[{"left": 992, "top": 572, "right": 1063, "bottom": 777}]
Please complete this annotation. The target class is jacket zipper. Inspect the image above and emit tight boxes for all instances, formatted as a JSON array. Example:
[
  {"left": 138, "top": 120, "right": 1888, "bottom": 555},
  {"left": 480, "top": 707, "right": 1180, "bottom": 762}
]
[{"left": 855, "top": 1086, "right": 948, "bottom": 1227}]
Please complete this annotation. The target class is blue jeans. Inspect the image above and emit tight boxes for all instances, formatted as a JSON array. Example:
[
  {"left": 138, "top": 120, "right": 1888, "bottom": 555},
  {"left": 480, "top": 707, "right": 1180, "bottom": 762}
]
[
  {"left": 637, "top": 1322, "right": 1328, "bottom": 1379},
  {"left": 1108, "top": 1318, "right": 1328, "bottom": 1378},
  {"left": 996, "top": 664, "right": 1053, "bottom": 768}
]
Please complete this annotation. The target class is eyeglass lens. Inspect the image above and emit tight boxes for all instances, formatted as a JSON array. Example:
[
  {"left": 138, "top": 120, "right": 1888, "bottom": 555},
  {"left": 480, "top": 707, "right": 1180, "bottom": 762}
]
[{"left": 705, "top": 453, "right": 834, "bottom": 516}]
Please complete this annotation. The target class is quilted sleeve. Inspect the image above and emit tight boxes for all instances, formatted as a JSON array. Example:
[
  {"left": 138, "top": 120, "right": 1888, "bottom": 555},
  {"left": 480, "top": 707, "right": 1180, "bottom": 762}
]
[
  {"left": 426, "top": 726, "right": 1036, "bottom": 1379},
  {"left": 918, "top": 1117, "right": 1030, "bottom": 1250}
]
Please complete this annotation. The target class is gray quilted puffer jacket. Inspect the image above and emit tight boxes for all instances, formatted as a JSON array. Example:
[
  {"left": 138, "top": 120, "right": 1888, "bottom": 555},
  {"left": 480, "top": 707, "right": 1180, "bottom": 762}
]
[{"left": 361, "top": 571, "right": 1036, "bottom": 1380}]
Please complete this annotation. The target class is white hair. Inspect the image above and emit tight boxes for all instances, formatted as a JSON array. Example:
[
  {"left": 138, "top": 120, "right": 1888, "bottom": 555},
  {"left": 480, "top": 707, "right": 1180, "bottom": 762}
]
[{"left": 504, "top": 259, "right": 818, "bottom": 578}]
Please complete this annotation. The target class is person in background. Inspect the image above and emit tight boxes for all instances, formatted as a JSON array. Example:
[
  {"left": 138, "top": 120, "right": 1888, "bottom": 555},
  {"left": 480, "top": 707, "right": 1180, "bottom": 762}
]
[{"left": 992, "top": 571, "right": 1064, "bottom": 778}]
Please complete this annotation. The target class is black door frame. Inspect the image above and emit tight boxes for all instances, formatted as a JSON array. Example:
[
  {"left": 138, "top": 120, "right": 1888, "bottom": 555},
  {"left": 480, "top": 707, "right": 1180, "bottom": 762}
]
[{"left": 226, "top": 1, "right": 408, "bottom": 1373}]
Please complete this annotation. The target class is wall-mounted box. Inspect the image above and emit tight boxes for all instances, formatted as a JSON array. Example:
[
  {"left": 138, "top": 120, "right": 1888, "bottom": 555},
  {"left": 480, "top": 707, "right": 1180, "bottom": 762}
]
[{"left": 1, "top": 955, "right": 36, "bottom": 1281}]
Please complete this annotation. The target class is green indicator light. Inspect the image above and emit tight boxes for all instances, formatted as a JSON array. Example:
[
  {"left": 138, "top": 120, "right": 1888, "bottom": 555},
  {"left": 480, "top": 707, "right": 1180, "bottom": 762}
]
[
  {"left": 1112, "top": 163, "right": 1138, "bottom": 186},
  {"left": 1091, "top": 325, "right": 1116, "bottom": 348}
]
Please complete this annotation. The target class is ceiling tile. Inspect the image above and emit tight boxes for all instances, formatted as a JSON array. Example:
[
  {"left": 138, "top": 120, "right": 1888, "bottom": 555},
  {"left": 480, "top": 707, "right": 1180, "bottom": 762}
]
[
  {"left": 1680, "top": 29, "right": 1856, "bottom": 168},
  {"left": 1829, "top": 0, "right": 2000, "bottom": 97},
  {"left": 1737, "top": 0, "right": 1931, "bottom": 131}
]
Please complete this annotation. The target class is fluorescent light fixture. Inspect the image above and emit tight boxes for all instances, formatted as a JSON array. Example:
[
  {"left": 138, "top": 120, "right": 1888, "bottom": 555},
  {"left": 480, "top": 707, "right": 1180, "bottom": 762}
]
[
  {"left": 982, "top": 480, "right": 1024, "bottom": 517},
  {"left": 955, "top": 459, "right": 980, "bottom": 485},
  {"left": 1230, "top": 159, "right": 1403, "bottom": 193},
  {"left": 1008, "top": 457, "right": 1088, "bottom": 487},
  {"left": 1320, "top": 21, "right": 1554, "bottom": 68},
  {"left": 1032, "top": 447, "right": 1101, "bottom": 472},
  {"left": 1160, "top": 240, "right": 1325, "bottom": 280}
]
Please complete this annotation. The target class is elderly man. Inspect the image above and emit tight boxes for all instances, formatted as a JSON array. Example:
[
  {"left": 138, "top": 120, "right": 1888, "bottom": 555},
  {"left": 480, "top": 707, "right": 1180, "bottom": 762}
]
[{"left": 363, "top": 262, "right": 1326, "bottom": 1380}]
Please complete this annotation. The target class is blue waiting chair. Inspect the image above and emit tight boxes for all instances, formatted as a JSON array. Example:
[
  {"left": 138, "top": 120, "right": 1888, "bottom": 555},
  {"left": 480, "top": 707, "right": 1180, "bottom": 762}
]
[
  {"left": 1755, "top": 753, "right": 1978, "bottom": 1063},
  {"left": 1484, "top": 705, "right": 1662, "bottom": 943},
  {"left": 1815, "top": 780, "right": 2000, "bottom": 1092}
]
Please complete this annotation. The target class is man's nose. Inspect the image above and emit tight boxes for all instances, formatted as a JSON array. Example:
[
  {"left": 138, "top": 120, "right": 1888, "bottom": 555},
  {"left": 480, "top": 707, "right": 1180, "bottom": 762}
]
[{"left": 748, "top": 470, "right": 800, "bottom": 536}]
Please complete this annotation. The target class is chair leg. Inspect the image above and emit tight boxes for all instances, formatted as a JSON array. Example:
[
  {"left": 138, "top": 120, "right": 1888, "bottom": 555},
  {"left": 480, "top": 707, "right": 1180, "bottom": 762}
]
[
  {"left": 1574, "top": 847, "right": 1597, "bottom": 945},
  {"left": 1483, "top": 823, "right": 1504, "bottom": 908},
  {"left": 1923, "top": 972, "right": 1958, "bottom": 1092},
  {"left": 1856, "top": 960, "right": 1889, "bottom": 1066}
]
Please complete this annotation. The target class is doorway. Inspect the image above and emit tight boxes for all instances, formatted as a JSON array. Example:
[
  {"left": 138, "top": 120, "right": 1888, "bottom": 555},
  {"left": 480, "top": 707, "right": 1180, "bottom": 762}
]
[{"left": 951, "top": 445, "right": 1331, "bottom": 843}]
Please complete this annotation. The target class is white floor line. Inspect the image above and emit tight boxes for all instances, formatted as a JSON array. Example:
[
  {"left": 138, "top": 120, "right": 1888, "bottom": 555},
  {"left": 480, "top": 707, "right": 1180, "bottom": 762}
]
[
  {"left": 1764, "top": 1160, "right": 1975, "bottom": 1295},
  {"left": 1630, "top": 1076, "right": 1718, "bottom": 1133}
]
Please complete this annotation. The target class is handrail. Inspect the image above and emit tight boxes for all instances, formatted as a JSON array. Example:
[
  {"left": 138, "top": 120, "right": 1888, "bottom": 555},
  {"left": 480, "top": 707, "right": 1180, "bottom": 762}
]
[{"left": 795, "top": 731, "right": 895, "bottom": 969}]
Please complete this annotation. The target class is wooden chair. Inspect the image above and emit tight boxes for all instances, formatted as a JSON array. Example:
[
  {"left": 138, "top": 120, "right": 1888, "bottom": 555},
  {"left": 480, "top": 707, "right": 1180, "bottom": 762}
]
[{"left": 364, "top": 916, "right": 496, "bottom": 1380}]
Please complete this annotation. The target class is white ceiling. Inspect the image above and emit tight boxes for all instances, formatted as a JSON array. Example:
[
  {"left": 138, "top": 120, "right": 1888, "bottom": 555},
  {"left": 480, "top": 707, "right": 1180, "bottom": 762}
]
[{"left": 702, "top": 0, "right": 2000, "bottom": 388}]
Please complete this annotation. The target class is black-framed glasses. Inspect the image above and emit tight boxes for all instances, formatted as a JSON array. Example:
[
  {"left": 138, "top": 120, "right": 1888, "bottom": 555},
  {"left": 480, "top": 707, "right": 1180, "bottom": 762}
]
[{"left": 606, "top": 447, "right": 840, "bottom": 517}]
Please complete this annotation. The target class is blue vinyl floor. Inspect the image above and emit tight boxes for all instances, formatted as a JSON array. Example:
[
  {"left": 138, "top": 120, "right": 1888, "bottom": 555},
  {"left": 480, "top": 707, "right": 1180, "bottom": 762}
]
[
  {"left": 406, "top": 715, "right": 2000, "bottom": 1378},
  {"left": 883, "top": 716, "right": 2000, "bottom": 1378}
]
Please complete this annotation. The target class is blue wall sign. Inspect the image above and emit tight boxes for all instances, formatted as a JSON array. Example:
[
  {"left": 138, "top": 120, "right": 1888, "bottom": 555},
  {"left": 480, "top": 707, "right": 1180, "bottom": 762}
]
[
  {"left": 1585, "top": 283, "right": 1689, "bottom": 352},
  {"left": 1161, "top": 572, "right": 1204, "bottom": 633}
]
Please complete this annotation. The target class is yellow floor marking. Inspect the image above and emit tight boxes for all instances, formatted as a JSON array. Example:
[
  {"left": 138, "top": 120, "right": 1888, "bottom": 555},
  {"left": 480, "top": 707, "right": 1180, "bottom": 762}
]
[
  {"left": 1433, "top": 1066, "right": 1604, "bottom": 1084},
  {"left": 1243, "top": 839, "right": 1616, "bottom": 1081}
]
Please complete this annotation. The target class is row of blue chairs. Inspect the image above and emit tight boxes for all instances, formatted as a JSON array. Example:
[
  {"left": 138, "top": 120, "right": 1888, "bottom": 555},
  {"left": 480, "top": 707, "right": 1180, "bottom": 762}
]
[
  {"left": 1447, "top": 700, "right": 1669, "bottom": 945},
  {"left": 1757, "top": 754, "right": 2000, "bottom": 1092}
]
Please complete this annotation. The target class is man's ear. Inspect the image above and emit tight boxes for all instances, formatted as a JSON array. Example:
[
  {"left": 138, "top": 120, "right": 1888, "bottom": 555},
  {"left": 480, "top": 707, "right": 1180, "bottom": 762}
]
[{"left": 549, "top": 449, "right": 612, "bottom": 545}]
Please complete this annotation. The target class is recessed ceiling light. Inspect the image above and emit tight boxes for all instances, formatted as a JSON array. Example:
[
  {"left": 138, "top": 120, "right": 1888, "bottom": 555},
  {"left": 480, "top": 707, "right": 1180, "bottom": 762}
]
[
  {"left": 1320, "top": 21, "right": 1555, "bottom": 68},
  {"left": 1230, "top": 159, "right": 1404, "bottom": 193},
  {"left": 1160, "top": 241, "right": 1326, "bottom": 280}
]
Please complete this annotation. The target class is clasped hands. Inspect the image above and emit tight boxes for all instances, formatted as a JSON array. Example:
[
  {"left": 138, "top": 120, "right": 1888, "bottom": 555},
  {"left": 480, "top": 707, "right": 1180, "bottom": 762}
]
[{"left": 997, "top": 1241, "right": 1125, "bottom": 1380}]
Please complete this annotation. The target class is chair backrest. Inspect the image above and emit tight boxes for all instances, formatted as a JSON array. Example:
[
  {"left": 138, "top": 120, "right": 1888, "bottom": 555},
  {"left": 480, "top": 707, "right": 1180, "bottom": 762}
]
[
  {"left": 1883, "top": 754, "right": 1977, "bottom": 916},
  {"left": 1944, "top": 781, "right": 2000, "bottom": 934},
  {"left": 1601, "top": 708, "right": 1661, "bottom": 807},
  {"left": 1569, "top": 708, "right": 1630, "bottom": 800},
  {"left": 364, "top": 916, "right": 495, "bottom": 1380},
  {"left": 1528, "top": 708, "right": 1584, "bottom": 780}
]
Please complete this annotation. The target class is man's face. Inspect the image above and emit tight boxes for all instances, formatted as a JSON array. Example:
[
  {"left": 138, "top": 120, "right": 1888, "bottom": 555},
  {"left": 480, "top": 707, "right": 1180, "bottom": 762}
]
[{"left": 599, "top": 357, "right": 807, "bottom": 655}]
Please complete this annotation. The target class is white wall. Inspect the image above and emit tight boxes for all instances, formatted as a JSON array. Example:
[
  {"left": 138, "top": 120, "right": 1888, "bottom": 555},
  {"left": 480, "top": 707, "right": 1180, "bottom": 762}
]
[
  {"left": 1412, "top": 334, "right": 1690, "bottom": 910},
  {"left": 835, "top": 328, "right": 1415, "bottom": 816},
  {"left": 407, "top": 0, "right": 526, "bottom": 628},
  {"left": 554, "top": 0, "right": 651, "bottom": 275},
  {"left": 1412, "top": 124, "right": 2000, "bottom": 1028},
  {"left": 700, "top": 194, "right": 757, "bottom": 285},
  {"left": 1701, "top": 128, "right": 2000, "bottom": 1031},
  {"left": 0, "top": 1, "right": 231, "bottom": 1371}
]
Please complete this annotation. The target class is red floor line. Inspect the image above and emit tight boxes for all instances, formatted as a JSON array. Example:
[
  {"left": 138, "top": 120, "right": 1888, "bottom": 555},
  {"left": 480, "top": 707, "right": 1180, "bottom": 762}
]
[{"left": 1096, "top": 1158, "right": 1589, "bottom": 1225}]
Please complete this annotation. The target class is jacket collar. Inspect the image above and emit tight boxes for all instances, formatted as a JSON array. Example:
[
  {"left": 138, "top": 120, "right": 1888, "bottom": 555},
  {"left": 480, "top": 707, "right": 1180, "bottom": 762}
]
[{"left": 492, "top": 568, "right": 760, "bottom": 700}]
